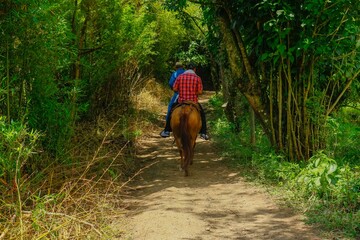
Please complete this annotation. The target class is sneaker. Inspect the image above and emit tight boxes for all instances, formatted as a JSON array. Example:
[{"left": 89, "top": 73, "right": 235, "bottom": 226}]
[
  {"left": 160, "top": 130, "right": 170, "bottom": 138},
  {"left": 200, "top": 133, "right": 209, "bottom": 140}
]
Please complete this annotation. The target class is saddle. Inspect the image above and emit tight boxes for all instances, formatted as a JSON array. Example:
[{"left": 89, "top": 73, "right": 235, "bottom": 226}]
[{"left": 172, "top": 101, "right": 201, "bottom": 113}]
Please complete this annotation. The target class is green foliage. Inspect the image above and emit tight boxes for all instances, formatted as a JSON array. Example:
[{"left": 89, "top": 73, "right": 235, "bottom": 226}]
[
  {"left": 0, "top": 116, "right": 40, "bottom": 185},
  {"left": 209, "top": 94, "right": 271, "bottom": 167},
  {"left": 296, "top": 158, "right": 360, "bottom": 237},
  {"left": 251, "top": 152, "right": 287, "bottom": 181},
  {"left": 192, "top": 0, "right": 360, "bottom": 161},
  {"left": 163, "top": 0, "right": 188, "bottom": 12},
  {"left": 151, "top": 2, "right": 187, "bottom": 76},
  {"left": 176, "top": 41, "right": 208, "bottom": 66},
  {"left": 1, "top": 0, "right": 197, "bottom": 156},
  {"left": 118, "top": 4, "right": 158, "bottom": 66},
  {"left": 306, "top": 205, "right": 360, "bottom": 238},
  {"left": 325, "top": 107, "right": 360, "bottom": 165},
  {"left": 296, "top": 152, "right": 339, "bottom": 197},
  {"left": 333, "top": 165, "right": 360, "bottom": 210},
  {"left": 294, "top": 153, "right": 359, "bottom": 209},
  {"left": 208, "top": 93, "right": 223, "bottom": 108},
  {"left": 287, "top": 153, "right": 359, "bottom": 237},
  {"left": 0, "top": 0, "right": 213, "bottom": 238},
  {"left": 0, "top": 0, "right": 77, "bottom": 156},
  {"left": 162, "top": 1, "right": 211, "bottom": 76}
]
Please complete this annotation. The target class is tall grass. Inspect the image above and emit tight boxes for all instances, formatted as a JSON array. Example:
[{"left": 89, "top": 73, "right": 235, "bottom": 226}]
[
  {"left": 0, "top": 113, "right": 146, "bottom": 239},
  {"left": 0, "top": 78, "right": 169, "bottom": 239}
]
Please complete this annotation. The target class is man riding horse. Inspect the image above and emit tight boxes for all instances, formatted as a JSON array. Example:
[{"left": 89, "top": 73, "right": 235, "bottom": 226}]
[{"left": 160, "top": 62, "right": 209, "bottom": 140}]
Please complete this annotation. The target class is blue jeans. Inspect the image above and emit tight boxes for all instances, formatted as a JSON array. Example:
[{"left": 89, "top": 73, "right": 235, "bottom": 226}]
[{"left": 166, "top": 93, "right": 178, "bottom": 123}]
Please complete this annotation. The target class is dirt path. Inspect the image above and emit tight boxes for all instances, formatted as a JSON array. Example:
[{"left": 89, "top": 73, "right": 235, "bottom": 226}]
[{"left": 120, "top": 94, "right": 322, "bottom": 240}]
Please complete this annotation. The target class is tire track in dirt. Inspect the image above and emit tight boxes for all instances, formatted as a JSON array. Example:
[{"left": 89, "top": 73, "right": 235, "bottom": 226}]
[{"left": 120, "top": 93, "right": 323, "bottom": 240}]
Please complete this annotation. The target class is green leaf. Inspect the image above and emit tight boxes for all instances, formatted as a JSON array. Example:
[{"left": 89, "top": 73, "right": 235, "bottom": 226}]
[
  {"left": 277, "top": 44, "right": 286, "bottom": 56},
  {"left": 327, "top": 164, "right": 337, "bottom": 175},
  {"left": 260, "top": 52, "right": 269, "bottom": 61}
]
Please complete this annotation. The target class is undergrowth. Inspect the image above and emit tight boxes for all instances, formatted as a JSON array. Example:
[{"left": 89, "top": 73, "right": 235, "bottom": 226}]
[
  {"left": 0, "top": 80, "right": 166, "bottom": 239},
  {"left": 0, "top": 116, "right": 136, "bottom": 239},
  {"left": 209, "top": 93, "right": 360, "bottom": 239}
]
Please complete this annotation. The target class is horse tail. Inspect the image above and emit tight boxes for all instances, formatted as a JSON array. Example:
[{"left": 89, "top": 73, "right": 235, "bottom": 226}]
[{"left": 180, "top": 111, "right": 193, "bottom": 170}]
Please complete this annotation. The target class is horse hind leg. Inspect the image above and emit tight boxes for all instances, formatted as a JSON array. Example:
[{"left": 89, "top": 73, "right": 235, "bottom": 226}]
[
  {"left": 190, "top": 142, "right": 196, "bottom": 165},
  {"left": 183, "top": 156, "right": 190, "bottom": 176},
  {"left": 179, "top": 149, "right": 185, "bottom": 170},
  {"left": 184, "top": 160, "right": 189, "bottom": 176},
  {"left": 184, "top": 168, "right": 189, "bottom": 177}
]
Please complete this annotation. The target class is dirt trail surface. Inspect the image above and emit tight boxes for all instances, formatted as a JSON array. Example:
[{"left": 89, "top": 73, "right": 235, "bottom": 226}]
[{"left": 120, "top": 94, "right": 322, "bottom": 240}]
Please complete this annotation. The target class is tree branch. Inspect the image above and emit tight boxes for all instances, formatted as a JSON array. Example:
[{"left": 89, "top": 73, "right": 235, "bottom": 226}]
[
  {"left": 79, "top": 46, "right": 103, "bottom": 56},
  {"left": 326, "top": 68, "right": 360, "bottom": 117},
  {"left": 188, "top": 0, "right": 222, "bottom": 7},
  {"left": 183, "top": 11, "right": 206, "bottom": 36}
]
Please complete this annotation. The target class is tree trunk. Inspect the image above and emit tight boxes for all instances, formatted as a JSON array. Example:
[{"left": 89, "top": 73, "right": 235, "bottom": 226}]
[
  {"left": 250, "top": 106, "right": 256, "bottom": 146},
  {"left": 217, "top": 8, "right": 273, "bottom": 143}
]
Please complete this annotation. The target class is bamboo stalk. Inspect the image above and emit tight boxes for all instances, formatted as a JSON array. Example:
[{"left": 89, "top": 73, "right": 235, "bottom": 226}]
[
  {"left": 6, "top": 38, "right": 10, "bottom": 123},
  {"left": 286, "top": 64, "right": 294, "bottom": 160},
  {"left": 277, "top": 65, "right": 283, "bottom": 150},
  {"left": 269, "top": 66, "right": 276, "bottom": 146},
  {"left": 326, "top": 69, "right": 360, "bottom": 117},
  {"left": 304, "top": 58, "right": 315, "bottom": 159}
]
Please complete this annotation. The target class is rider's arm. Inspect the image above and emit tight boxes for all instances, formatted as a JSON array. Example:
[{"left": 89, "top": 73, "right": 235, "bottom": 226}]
[
  {"left": 169, "top": 72, "right": 176, "bottom": 89},
  {"left": 196, "top": 77, "right": 203, "bottom": 95},
  {"left": 173, "top": 78, "right": 179, "bottom": 92}
]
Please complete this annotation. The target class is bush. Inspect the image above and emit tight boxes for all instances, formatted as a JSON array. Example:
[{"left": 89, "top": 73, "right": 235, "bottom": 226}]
[
  {"left": 293, "top": 153, "right": 360, "bottom": 237},
  {"left": 0, "top": 117, "right": 40, "bottom": 187},
  {"left": 325, "top": 108, "right": 360, "bottom": 165},
  {"left": 294, "top": 153, "right": 359, "bottom": 209},
  {"left": 296, "top": 152, "right": 339, "bottom": 198}
]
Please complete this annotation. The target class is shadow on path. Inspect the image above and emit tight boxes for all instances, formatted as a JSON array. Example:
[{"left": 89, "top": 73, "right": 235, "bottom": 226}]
[{"left": 121, "top": 92, "right": 322, "bottom": 240}]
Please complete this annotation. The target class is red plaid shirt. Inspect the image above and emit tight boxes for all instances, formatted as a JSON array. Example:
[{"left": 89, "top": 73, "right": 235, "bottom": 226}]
[{"left": 173, "top": 70, "right": 203, "bottom": 103}]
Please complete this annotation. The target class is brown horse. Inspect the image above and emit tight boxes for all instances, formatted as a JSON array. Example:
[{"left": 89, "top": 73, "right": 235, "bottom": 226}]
[{"left": 170, "top": 102, "right": 202, "bottom": 176}]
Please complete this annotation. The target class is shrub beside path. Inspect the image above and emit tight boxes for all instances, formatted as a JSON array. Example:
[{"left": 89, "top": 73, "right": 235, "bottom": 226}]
[{"left": 119, "top": 92, "right": 323, "bottom": 240}]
